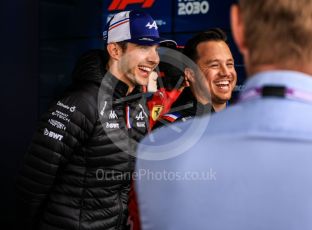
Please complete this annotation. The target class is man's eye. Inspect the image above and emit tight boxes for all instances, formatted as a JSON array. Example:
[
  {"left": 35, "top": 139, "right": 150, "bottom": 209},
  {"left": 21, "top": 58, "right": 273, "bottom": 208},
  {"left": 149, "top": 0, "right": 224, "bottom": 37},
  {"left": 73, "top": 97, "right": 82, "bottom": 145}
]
[
  {"left": 139, "top": 46, "right": 149, "bottom": 50},
  {"left": 135, "top": 44, "right": 149, "bottom": 50},
  {"left": 227, "top": 63, "right": 234, "bottom": 67},
  {"left": 209, "top": 64, "right": 219, "bottom": 68}
]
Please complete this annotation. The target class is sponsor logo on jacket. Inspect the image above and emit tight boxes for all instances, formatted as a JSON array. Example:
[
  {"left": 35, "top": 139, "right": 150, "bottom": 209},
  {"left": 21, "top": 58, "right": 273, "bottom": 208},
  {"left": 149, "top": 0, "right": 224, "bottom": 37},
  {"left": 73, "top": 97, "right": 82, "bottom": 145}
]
[
  {"left": 106, "top": 122, "right": 120, "bottom": 129},
  {"left": 109, "top": 110, "right": 118, "bottom": 120},
  {"left": 151, "top": 105, "right": 164, "bottom": 121},
  {"left": 135, "top": 111, "right": 145, "bottom": 121},
  {"left": 100, "top": 101, "right": 107, "bottom": 116},
  {"left": 57, "top": 101, "right": 76, "bottom": 112},
  {"left": 48, "top": 119, "right": 66, "bottom": 130},
  {"left": 136, "top": 122, "right": 146, "bottom": 128},
  {"left": 51, "top": 110, "right": 70, "bottom": 123},
  {"left": 43, "top": 128, "right": 63, "bottom": 141}
]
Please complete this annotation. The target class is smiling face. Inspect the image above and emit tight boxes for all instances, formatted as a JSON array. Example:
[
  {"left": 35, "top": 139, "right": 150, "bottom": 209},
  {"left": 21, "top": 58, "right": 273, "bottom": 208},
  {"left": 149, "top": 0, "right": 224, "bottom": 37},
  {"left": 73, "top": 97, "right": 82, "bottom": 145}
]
[
  {"left": 195, "top": 40, "right": 237, "bottom": 109},
  {"left": 119, "top": 42, "right": 160, "bottom": 88}
]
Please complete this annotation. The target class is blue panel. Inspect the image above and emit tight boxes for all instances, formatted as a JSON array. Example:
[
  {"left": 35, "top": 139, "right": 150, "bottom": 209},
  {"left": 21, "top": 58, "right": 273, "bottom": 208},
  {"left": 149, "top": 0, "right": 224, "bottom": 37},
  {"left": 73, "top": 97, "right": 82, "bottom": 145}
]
[
  {"left": 40, "top": 0, "right": 103, "bottom": 39},
  {"left": 174, "top": 0, "right": 235, "bottom": 32},
  {"left": 171, "top": 33, "right": 194, "bottom": 46}
]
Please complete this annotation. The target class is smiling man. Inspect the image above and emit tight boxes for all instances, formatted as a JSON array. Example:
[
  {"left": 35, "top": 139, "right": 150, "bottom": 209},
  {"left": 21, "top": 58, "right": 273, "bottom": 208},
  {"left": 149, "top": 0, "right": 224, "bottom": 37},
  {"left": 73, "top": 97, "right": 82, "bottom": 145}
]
[
  {"left": 183, "top": 28, "right": 237, "bottom": 112},
  {"left": 152, "top": 29, "right": 236, "bottom": 128},
  {"left": 17, "top": 10, "right": 167, "bottom": 230}
]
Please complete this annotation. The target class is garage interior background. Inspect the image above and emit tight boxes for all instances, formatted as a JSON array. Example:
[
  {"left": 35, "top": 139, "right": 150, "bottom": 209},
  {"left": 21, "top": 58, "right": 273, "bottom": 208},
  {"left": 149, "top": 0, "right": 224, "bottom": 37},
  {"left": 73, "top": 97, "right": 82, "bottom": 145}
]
[{"left": 1, "top": 0, "right": 243, "bottom": 227}]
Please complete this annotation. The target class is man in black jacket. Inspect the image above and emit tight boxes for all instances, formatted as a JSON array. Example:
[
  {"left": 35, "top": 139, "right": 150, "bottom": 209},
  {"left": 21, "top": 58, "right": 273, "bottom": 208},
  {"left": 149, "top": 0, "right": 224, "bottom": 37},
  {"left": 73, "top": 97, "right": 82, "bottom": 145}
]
[
  {"left": 17, "top": 10, "right": 166, "bottom": 230},
  {"left": 182, "top": 28, "right": 237, "bottom": 113},
  {"left": 155, "top": 29, "right": 237, "bottom": 127}
]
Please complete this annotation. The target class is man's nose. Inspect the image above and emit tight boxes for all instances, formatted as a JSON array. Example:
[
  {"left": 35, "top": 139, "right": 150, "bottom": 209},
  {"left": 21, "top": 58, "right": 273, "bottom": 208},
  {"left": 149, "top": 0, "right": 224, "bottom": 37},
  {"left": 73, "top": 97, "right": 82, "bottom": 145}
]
[
  {"left": 147, "top": 48, "right": 160, "bottom": 64},
  {"left": 220, "top": 64, "right": 230, "bottom": 76}
]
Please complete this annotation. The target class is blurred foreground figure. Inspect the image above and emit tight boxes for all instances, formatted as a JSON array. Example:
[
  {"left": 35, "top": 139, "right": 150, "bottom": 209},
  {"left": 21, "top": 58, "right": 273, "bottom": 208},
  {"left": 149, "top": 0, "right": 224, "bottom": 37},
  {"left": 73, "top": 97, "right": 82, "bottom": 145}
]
[{"left": 135, "top": 0, "right": 312, "bottom": 229}]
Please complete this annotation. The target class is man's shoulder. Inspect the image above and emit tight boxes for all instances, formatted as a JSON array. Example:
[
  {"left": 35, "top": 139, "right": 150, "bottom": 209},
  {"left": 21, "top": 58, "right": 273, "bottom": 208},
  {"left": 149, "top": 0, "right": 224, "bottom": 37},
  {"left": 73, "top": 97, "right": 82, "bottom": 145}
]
[
  {"left": 49, "top": 85, "right": 100, "bottom": 126},
  {"left": 64, "top": 82, "right": 99, "bottom": 107},
  {"left": 207, "top": 98, "right": 312, "bottom": 140}
]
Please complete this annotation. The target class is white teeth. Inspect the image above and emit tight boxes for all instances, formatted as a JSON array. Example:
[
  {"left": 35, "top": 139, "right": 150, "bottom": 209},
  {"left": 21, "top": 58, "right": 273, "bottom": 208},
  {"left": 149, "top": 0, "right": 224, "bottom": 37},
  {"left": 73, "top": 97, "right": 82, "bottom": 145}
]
[
  {"left": 139, "top": 66, "right": 152, "bottom": 72},
  {"left": 216, "top": 80, "right": 230, "bottom": 85}
]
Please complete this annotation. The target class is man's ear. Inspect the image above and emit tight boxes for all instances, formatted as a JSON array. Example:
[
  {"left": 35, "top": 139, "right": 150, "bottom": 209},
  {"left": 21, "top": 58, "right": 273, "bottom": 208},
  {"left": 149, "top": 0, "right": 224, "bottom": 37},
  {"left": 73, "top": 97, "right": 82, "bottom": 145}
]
[
  {"left": 107, "top": 43, "right": 122, "bottom": 60},
  {"left": 231, "top": 4, "right": 247, "bottom": 56},
  {"left": 184, "top": 67, "right": 195, "bottom": 86}
]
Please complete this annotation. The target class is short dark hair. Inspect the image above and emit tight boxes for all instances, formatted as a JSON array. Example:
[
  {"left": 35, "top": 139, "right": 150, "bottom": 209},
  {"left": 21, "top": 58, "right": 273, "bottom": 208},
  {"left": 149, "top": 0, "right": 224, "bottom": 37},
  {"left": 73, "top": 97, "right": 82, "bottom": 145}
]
[
  {"left": 183, "top": 28, "right": 228, "bottom": 62},
  {"left": 116, "top": 41, "right": 128, "bottom": 52},
  {"left": 104, "top": 41, "right": 128, "bottom": 60}
]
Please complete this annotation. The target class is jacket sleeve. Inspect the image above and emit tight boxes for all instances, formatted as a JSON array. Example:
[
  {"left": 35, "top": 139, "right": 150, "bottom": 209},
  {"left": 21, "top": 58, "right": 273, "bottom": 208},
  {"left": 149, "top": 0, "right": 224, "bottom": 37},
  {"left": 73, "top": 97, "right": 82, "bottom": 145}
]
[{"left": 16, "top": 94, "right": 95, "bottom": 229}]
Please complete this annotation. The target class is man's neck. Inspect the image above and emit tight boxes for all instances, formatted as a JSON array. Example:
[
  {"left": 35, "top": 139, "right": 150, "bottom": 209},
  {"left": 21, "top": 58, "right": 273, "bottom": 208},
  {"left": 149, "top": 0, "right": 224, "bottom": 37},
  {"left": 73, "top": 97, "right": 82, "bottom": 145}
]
[
  {"left": 107, "top": 60, "right": 134, "bottom": 94},
  {"left": 247, "top": 63, "right": 312, "bottom": 77},
  {"left": 213, "top": 103, "right": 226, "bottom": 112}
]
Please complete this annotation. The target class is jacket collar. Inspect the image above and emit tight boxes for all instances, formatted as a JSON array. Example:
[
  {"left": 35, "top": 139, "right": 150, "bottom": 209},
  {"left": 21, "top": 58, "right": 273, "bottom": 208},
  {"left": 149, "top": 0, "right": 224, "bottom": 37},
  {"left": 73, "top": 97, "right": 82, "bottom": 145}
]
[{"left": 244, "top": 70, "right": 312, "bottom": 93}]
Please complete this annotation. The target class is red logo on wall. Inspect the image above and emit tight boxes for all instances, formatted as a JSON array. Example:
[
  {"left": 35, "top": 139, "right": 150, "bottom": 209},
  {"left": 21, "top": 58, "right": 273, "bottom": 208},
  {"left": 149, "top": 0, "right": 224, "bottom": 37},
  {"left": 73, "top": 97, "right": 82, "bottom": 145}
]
[{"left": 108, "top": 0, "right": 155, "bottom": 11}]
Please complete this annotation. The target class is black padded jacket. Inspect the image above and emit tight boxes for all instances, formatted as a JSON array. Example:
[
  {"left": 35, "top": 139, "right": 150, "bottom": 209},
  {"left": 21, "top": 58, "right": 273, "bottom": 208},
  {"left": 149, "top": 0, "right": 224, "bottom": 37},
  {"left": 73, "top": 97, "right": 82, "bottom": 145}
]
[{"left": 17, "top": 49, "right": 149, "bottom": 230}]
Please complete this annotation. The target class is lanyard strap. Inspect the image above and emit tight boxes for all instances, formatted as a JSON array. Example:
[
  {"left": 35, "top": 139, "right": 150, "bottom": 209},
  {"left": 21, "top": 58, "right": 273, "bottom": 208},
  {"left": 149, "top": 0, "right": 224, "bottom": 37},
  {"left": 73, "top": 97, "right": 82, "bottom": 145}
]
[{"left": 240, "top": 85, "right": 312, "bottom": 104}]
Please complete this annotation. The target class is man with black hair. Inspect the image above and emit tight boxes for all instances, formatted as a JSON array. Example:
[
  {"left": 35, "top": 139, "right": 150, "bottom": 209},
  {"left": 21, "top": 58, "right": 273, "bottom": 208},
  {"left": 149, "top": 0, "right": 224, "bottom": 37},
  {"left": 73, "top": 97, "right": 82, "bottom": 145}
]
[
  {"left": 183, "top": 28, "right": 237, "bottom": 112},
  {"left": 156, "top": 28, "right": 237, "bottom": 126}
]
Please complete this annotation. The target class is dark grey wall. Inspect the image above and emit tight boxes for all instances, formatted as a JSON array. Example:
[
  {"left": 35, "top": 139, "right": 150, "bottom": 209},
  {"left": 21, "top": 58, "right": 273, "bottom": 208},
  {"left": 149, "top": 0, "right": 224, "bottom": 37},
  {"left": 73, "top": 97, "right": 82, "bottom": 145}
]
[{"left": 0, "top": 0, "right": 39, "bottom": 227}]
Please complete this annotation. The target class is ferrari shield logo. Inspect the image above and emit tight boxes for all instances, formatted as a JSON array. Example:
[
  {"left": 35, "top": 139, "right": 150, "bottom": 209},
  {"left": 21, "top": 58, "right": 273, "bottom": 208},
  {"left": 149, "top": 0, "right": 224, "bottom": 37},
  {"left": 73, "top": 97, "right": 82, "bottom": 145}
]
[{"left": 151, "top": 105, "right": 164, "bottom": 121}]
